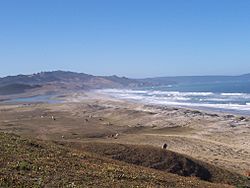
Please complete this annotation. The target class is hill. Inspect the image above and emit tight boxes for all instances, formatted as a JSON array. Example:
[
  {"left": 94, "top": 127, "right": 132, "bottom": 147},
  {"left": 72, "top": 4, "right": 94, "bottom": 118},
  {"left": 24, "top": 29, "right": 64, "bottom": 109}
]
[
  {"left": 1, "top": 71, "right": 250, "bottom": 96},
  {"left": 71, "top": 142, "right": 250, "bottom": 187},
  {"left": 0, "top": 71, "right": 142, "bottom": 90},
  {"left": 0, "top": 83, "right": 41, "bottom": 95},
  {"left": 0, "top": 132, "right": 235, "bottom": 188}
]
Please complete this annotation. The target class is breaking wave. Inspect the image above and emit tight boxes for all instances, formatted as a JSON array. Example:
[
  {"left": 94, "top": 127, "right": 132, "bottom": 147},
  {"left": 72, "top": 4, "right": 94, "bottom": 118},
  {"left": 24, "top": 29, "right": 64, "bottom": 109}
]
[{"left": 98, "top": 89, "right": 250, "bottom": 114}]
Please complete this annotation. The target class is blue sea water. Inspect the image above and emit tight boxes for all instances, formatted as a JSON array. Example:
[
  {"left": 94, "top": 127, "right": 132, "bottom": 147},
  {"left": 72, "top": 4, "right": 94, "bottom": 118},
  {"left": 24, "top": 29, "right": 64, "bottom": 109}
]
[
  {"left": 7, "top": 94, "right": 60, "bottom": 104},
  {"left": 99, "top": 81, "right": 250, "bottom": 115}
]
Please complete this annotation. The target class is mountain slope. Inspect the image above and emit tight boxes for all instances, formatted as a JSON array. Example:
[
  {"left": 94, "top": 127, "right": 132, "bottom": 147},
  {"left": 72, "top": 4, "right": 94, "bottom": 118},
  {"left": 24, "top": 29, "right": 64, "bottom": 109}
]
[
  {"left": 0, "top": 84, "right": 41, "bottom": 95},
  {"left": 0, "top": 71, "right": 143, "bottom": 95},
  {"left": 1, "top": 71, "right": 250, "bottom": 95}
]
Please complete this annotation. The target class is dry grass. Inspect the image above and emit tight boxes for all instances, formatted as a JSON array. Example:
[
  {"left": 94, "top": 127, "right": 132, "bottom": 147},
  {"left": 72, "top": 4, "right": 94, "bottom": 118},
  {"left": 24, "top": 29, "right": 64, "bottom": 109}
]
[
  {"left": 66, "top": 142, "right": 250, "bottom": 187},
  {"left": 0, "top": 132, "right": 234, "bottom": 188}
]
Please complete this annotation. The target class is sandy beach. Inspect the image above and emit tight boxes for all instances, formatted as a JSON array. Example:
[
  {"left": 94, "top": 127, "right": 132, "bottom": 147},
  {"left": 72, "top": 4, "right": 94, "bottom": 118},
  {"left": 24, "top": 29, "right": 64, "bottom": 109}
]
[{"left": 0, "top": 91, "right": 249, "bottom": 176}]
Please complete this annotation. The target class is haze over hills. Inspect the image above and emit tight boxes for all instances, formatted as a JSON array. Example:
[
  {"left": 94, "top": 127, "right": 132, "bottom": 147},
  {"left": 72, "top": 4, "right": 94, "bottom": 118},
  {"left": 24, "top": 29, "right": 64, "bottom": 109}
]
[
  {"left": 0, "top": 70, "right": 250, "bottom": 95},
  {"left": 0, "top": 71, "right": 143, "bottom": 95}
]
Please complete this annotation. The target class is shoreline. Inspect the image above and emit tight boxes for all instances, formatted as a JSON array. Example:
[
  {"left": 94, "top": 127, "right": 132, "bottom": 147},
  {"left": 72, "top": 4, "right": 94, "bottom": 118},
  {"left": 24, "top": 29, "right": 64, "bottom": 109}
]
[
  {"left": 2, "top": 89, "right": 250, "bottom": 116},
  {"left": 68, "top": 91, "right": 250, "bottom": 117},
  {"left": 93, "top": 89, "right": 250, "bottom": 116}
]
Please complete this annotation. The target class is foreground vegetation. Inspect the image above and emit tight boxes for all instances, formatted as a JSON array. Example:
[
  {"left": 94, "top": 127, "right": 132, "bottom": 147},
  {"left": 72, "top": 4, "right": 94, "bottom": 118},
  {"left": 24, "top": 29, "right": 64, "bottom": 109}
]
[{"left": 0, "top": 132, "right": 248, "bottom": 187}]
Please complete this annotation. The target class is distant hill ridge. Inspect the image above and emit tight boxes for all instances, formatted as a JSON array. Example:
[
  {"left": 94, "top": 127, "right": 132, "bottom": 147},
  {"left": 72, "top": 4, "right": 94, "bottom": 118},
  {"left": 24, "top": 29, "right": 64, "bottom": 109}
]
[
  {"left": 0, "top": 71, "right": 250, "bottom": 95},
  {"left": 0, "top": 71, "right": 144, "bottom": 91}
]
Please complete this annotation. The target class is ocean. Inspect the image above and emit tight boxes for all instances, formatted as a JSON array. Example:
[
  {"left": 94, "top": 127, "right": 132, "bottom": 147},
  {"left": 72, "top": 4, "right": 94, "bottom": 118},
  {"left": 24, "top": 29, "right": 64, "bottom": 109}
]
[{"left": 98, "top": 81, "right": 250, "bottom": 115}]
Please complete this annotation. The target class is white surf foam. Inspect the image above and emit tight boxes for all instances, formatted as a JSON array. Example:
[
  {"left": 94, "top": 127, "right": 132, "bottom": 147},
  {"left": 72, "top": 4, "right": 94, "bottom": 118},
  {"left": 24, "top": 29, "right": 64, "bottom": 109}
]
[
  {"left": 98, "top": 89, "right": 250, "bottom": 112},
  {"left": 221, "top": 93, "right": 245, "bottom": 96}
]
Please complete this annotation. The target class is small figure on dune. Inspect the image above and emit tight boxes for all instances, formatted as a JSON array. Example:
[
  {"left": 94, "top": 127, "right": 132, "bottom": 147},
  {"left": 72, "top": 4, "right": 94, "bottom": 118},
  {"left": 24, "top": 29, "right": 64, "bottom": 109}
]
[
  {"left": 162, "top": 143, "right": 168, "bottom": 149},
  {"left": 108, "top": 133, "right": 119, "bottom": 139},
  {"left": 51, "top": 116, "right": 56, "bottom": 121},
  {"left": 114, "top": 133, "right": 119, "bottom": 139}
]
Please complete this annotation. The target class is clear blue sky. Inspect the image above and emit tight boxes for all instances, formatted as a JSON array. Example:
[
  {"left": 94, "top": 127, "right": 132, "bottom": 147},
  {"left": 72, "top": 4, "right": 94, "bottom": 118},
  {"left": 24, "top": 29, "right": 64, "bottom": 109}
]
[{"left": 0, "top": 0, "right": 250, "bottom": 78}]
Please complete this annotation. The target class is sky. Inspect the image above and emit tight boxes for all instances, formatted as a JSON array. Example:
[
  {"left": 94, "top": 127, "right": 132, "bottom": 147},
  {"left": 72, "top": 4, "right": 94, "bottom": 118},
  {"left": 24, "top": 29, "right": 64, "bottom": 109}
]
[{"left": 0, "top": 0, "right": 250, "bottom": 78}]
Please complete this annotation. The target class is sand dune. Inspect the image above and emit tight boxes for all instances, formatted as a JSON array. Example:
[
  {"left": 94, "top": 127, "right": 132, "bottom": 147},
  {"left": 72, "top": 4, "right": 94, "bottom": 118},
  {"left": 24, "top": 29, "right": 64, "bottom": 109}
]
[{"left": 0, "top": 92, "right": 249, "bottom": 180}]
